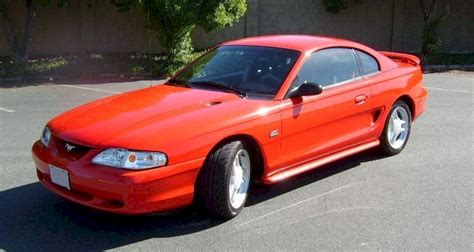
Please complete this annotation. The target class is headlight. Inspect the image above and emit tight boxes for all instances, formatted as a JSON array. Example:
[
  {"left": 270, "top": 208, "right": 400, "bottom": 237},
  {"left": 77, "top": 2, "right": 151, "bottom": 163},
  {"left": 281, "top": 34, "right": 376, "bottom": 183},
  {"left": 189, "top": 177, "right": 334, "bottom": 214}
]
[
  {"left": 92, "top": 148, "right": 167, "bottom": 170},
  {"left": 41, "top": 126, "right": 51, "bottom": 146}
]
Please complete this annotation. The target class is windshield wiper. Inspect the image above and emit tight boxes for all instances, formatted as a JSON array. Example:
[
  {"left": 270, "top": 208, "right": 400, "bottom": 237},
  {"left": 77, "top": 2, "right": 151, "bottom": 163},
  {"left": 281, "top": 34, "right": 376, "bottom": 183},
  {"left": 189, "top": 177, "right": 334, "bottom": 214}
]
[
  {"left": 189, "top": 81, "right": 247, "bottom": 98},
  {"left": 167, "top": 78, "right": 189, "bottom": 87}
]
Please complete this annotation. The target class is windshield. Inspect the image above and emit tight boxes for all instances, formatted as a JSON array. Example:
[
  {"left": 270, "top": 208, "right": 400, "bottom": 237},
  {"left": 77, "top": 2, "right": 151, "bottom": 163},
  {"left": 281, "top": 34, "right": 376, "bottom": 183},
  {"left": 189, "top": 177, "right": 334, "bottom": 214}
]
[{"left": 171, "top": 45, "right": 300, "bottom": 98}]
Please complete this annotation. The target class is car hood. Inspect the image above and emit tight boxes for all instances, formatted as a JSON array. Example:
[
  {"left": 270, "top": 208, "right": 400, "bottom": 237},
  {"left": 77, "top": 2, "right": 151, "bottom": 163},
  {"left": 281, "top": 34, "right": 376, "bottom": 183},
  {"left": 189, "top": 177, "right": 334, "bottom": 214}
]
[{"left": 49, "top": 84, "right": 272, "bottom": 150}]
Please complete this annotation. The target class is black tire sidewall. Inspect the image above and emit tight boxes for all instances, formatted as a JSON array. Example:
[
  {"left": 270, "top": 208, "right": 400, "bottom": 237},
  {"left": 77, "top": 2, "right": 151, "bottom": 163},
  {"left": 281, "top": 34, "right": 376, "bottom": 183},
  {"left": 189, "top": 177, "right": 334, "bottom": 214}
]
[{"left": 197, "top": 140, "right": 252, "bottom": 219}]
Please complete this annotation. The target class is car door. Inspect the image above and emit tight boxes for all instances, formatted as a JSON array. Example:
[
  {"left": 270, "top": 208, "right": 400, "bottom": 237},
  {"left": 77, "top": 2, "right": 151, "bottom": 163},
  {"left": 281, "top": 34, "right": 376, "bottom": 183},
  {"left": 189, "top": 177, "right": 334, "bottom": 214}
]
[{"left": 278, "top": 48, "right": 374, "bottom": 169}]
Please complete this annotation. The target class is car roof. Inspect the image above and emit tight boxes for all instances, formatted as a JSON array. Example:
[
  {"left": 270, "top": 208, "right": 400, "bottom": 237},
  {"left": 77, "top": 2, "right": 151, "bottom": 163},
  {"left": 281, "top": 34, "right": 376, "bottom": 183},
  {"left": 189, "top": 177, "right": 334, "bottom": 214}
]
[{"left": 222, "top": 35, "right": 349, "bottom": 52}]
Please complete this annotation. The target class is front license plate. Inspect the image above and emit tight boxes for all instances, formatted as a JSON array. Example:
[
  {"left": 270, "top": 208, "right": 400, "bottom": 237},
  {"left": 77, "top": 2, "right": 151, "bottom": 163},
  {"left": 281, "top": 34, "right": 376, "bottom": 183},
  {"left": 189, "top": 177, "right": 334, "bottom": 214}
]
[{"left": 49, "top": 165, "right": 71, "bottom": 190}]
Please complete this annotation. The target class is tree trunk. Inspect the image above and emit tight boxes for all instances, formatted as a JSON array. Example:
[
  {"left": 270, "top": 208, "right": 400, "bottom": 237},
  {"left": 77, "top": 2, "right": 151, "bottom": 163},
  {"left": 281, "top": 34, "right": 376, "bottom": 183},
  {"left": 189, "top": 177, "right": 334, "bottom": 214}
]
[
  {"left": 0, "top": 0, "right": 20, "bottom": 62},
  {"left": 18, "top": 0, "right": 36, "bottom": 64},
  {"left": 0, "top": 0, "right": 36, "bottom": 64}
]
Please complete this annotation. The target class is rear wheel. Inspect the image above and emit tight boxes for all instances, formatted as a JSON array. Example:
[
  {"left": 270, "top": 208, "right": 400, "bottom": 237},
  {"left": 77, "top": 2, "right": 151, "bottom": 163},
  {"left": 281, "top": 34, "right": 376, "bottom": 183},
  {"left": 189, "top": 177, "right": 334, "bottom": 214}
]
[
  {"left": 380, "top": 101, "right": 412, "bottom": 155},
  {"left": 196, "top": 141, "right": 251, "bottom": 219}
]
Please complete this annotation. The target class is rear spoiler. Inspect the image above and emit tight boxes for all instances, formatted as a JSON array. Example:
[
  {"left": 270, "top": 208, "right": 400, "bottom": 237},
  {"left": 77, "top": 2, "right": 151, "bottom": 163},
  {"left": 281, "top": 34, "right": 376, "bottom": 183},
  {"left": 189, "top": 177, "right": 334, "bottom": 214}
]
[{"left": 379, "top": 51, "right": 421, "bottom": 66}]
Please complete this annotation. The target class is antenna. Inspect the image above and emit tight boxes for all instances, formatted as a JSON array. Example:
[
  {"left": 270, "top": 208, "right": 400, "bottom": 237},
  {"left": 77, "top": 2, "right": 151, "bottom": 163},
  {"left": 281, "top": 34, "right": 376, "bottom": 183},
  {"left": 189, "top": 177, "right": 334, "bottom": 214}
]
[{"left": 147, "top": 8, "right": 152, "bottom": 88}]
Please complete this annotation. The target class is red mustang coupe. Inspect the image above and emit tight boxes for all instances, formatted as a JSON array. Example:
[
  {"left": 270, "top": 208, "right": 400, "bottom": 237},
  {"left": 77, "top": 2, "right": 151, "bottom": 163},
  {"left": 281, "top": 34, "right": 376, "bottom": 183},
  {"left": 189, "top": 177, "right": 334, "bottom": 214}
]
[{"left": 32, "top": 35, "right": 427, "bottom": 219}]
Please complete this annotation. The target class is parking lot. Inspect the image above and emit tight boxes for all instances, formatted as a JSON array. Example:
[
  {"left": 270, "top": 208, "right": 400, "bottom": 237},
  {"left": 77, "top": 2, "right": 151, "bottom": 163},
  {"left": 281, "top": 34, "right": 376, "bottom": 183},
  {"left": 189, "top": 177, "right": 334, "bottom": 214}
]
[{"left": 0, "top": 72, "right": 472, "bottom": 251}]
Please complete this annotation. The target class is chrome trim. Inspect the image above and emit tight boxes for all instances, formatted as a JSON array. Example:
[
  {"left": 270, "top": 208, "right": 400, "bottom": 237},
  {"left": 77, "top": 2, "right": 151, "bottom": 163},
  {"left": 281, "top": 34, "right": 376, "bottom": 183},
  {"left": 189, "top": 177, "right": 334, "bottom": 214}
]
[
  {"left": 322, "top": 76, "right": 365, "bottom": 90},
  {"left": 352, "top": 49, "right": 363, "bottom": 75},
  {"left": 362, "top": 71, "right": 381, "bottom": 78}
]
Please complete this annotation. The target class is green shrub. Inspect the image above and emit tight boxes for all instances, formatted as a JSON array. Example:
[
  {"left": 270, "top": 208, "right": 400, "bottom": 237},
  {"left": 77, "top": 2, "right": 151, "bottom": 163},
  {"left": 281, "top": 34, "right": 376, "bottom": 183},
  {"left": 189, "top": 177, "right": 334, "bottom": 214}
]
[
  {"left": 112, "top": 0, "right": 247, "bottom": 68},
  {"left": 323, "top": 0, "right": 346, "bottom": 13},
  {"left": 0, "top": 56, "right": 72, "bottom": 78},
  {"left": 129, "top": 50, "right": 207, "bottom": 77}
]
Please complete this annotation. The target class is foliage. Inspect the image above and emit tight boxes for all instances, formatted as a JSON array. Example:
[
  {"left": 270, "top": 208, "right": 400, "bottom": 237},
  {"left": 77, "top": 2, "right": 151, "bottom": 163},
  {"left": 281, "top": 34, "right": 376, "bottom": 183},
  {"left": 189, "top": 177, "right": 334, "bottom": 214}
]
[
  {"left": 111, "top": 0, "right": 247, "bottom": 74},
  {"left": 0, "top": 56, "right": 71, "bottom": 78},
  {"left": 422, "top": 21, "right": 442, "bottom": 55},
  {"left": 322, "top": 0, "right": 449, "bottom": 56},
  {"left": 322, "top": 0, "right": 367, "bottom": 14},
  {"left": 323, "top": 0, "right": 346, "bottom": 14},
  {"left": 421, "top": 53, "right": 474, "bottom": 66},
  {"left": 2, "top": 51, "right": 469, "bottom": 83},
  {"left": 130, "top": 50, "right": 206, "bottom": 76},
  {"left": 0, "top": 51, "right": 207, "bottom": 80},
  {"left": 0, "top": 0, "right": 97, "bottom": 65},
  {"left": 1, "top": 0, "right": 245, "bottom": 74},
  {"left": 419, "top": 0, "right": 449, "bottom": 55}
]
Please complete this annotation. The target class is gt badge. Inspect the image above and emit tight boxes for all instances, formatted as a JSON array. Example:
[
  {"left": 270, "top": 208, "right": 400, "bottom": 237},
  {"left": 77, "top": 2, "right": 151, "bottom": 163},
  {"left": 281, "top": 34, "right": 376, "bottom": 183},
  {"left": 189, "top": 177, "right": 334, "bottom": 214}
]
[{"left": 269, "top": 130, "right": 280, "bottom": 138}]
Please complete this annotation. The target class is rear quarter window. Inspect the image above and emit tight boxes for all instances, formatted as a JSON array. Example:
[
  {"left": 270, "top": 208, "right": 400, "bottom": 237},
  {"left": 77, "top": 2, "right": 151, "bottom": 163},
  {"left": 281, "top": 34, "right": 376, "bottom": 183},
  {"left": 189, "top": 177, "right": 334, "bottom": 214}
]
[{"left": 355, "top": 50, "right": 380, "bottom": 75}]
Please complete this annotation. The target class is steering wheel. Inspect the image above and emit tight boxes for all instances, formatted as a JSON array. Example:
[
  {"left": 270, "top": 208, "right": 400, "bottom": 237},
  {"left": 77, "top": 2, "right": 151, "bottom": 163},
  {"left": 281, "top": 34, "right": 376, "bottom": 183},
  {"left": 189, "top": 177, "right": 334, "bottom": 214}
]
[{"left": 260, "top": 73, "right": 281, "bottom": 91}]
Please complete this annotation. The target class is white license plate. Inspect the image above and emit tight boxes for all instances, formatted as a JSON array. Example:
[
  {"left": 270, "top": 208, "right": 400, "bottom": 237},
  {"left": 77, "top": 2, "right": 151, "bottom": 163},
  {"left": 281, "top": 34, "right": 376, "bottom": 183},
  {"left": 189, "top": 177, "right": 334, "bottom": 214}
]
[{"left": 49, "top": 164, "right": 71, "bottom": 190}]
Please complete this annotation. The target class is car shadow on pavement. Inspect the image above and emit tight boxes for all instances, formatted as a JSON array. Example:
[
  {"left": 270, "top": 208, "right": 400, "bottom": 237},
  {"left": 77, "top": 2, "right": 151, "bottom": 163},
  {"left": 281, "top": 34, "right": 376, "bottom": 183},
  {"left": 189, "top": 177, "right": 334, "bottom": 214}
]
[
  {"left": 0, "top": 149, "right": 386, "bottom": 251},
  {"left": 0, "top": 183, "right": 225, "bottom": 251}
]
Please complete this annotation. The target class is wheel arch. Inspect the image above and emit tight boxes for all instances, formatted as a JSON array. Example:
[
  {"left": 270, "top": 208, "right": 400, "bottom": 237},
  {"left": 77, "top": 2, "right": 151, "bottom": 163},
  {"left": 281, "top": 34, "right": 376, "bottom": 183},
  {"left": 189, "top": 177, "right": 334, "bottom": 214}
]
[
  {"left": 395, "top": 95, "right": 415, "bottom": 117},
  {"left": 203, "top": 134, "right": 266, "bottom": 182},
  {"left": 193, "top": 134, "right": 266, "bottom": 207}
]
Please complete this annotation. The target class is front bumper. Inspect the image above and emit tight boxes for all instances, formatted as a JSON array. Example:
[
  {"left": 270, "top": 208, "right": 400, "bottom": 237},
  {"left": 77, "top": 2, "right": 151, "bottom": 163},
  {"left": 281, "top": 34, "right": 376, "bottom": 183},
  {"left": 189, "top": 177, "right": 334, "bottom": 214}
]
[{"left": 32, "top": 141, "right": 204, "bottom": 214}]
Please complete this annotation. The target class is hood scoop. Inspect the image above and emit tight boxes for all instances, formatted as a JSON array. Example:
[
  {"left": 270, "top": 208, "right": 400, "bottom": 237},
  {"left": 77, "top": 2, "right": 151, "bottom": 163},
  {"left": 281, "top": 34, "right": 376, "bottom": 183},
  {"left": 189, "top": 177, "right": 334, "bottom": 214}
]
[{"left": 203, "top": 100, "right": 223, "bottom": 107}]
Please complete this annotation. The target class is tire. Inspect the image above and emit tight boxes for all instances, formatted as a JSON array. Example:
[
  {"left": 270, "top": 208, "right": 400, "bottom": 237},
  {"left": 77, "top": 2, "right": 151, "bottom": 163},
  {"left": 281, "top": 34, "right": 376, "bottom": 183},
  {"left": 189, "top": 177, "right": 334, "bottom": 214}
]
[
  {"left": 195, "top": 140, "right": 252, "bottom": 219},
  {"left": 380, "top": 101, "right": 412, "bottom": 156}
]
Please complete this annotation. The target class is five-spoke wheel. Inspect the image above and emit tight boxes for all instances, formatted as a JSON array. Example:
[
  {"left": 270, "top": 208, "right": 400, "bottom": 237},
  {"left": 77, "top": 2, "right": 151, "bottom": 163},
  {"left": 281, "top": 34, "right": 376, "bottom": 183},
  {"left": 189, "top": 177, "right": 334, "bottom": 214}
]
[
  {"left": 229, "top": 149, "right": 251, "bottom": 210},
  {"left": 381, "top": 101, "right": 412, "bottom": 155}
]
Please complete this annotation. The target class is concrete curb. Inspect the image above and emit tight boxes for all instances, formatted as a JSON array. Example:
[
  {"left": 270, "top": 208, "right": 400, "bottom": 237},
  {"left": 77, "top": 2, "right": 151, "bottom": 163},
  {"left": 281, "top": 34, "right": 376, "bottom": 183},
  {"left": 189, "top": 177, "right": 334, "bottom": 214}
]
[
  {"left": 1, "top": 66, "right": 472, "bottom": 84},
  {"left": 0, "top": 73, "right": 156, "bottom": 84},
  {"left": 423, "top": 64, "right": 474, "bottom": 72}
]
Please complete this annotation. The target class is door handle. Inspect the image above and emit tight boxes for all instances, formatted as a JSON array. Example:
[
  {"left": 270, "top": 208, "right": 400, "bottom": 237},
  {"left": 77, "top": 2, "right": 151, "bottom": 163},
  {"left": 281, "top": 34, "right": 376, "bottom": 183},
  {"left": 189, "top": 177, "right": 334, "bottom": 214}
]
[{"left": 355, "top": 94, "right": 368, "bottom": 104}]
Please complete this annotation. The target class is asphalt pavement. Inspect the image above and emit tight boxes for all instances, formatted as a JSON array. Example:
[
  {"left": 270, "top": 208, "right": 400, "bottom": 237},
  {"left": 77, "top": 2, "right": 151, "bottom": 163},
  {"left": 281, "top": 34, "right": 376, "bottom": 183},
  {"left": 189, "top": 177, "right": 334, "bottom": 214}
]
[{"left": 0, "top": 73, "right": 472, "bottom": 251}]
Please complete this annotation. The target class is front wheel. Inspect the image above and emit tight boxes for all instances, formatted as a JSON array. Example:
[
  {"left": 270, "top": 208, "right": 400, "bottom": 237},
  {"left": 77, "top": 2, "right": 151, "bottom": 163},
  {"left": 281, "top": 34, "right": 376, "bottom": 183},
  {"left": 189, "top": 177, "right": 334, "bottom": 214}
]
[
  {"left": 380, "top": 101, "right": 412, "bottom": 155},
  {"left": 196, "top": 141, "right": 252, "bottom": 219}
]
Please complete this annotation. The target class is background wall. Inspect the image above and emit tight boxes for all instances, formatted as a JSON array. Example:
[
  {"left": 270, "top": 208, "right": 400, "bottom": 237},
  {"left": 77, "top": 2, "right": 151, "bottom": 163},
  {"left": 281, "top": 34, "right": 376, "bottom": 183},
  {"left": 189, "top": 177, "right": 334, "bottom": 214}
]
[{"left": 1, "top": 0, "right": 473, "bottom": 57}]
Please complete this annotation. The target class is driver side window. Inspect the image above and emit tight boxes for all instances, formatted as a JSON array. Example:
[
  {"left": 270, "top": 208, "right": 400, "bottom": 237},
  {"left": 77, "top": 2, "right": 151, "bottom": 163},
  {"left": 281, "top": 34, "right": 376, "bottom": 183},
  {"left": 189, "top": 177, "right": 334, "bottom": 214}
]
[{"left": 297, "top": 48, "right": 360, "bottom": 88}]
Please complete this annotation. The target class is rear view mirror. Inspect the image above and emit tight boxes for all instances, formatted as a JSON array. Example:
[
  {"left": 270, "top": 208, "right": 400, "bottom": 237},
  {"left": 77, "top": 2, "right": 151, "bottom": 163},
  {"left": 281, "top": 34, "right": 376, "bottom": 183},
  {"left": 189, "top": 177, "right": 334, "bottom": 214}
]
[{"left": 288, "top": 82, "right": 323, "bottom": 98}]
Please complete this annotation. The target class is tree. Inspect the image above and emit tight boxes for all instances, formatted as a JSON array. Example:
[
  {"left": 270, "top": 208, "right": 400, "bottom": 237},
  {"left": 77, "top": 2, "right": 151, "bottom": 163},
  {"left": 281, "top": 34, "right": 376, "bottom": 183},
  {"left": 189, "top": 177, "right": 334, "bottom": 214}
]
[
  {"left": 322, "top": 0, "right": 449, "bottom": 56},
  {"left": 0, "top": 0, "right": 96, "bottom": 64},
  {"left": 0, "top": 0, "right": 39, "bottom": 64},
  {"left": 419, "top": 0, "right": 449, "bottom": 55},
  {"left": 112, "top": 0, "right": 247, "bottom": 69},
  {"left": 322, "top": 0, "right": 346, "bottom": 14}
]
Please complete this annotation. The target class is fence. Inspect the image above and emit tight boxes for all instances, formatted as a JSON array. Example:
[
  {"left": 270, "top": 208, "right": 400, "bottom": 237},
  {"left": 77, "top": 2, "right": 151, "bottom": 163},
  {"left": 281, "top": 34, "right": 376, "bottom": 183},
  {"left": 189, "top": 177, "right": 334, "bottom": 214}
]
[{"left": 1, "top": 0, "right": 472, "bottom": 57}]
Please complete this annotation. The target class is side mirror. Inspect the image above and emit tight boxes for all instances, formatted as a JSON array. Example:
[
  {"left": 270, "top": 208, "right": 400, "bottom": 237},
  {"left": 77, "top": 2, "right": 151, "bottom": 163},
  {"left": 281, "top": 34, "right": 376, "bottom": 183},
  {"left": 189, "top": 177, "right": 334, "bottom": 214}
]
[{"left": 288, "top": 82, "right": 323, "bottom": 98}]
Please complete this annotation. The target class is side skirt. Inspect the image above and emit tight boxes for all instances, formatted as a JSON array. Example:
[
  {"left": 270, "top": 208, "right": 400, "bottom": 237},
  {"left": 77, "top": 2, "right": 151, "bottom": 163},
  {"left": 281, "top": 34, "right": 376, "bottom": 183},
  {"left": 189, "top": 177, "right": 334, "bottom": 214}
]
[{"left": 262, "top": 140, "right": 380, "bottom": 184}]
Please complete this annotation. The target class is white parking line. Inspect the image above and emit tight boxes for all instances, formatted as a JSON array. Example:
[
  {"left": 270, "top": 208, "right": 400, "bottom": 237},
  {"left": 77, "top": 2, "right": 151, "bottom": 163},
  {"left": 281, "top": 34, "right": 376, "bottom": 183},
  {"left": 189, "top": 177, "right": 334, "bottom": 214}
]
[
  {"left": 425, "top": 75, "right": 474, "bottom": 82},
  {"left": 239, "top": 181, "right": 364, "bottom": 227},
  {"left": 426, "top": 87, "right": 473, "bottom": 94},
  {"left": 60, "top": 84, "right": 122, "bottom": 94},
  {"left": 0, "top": 107, "right": 15, "bottom": 113}
]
